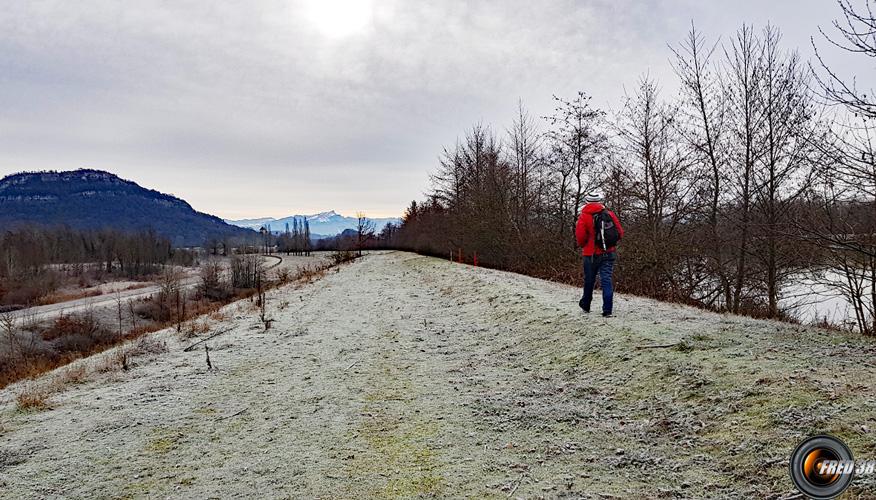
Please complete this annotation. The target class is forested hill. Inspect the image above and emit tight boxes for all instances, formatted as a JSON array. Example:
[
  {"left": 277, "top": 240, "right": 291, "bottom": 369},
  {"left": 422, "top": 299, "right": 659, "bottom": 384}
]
[{"left": 0, "top": 169, "right": 254, "bottom": 246}]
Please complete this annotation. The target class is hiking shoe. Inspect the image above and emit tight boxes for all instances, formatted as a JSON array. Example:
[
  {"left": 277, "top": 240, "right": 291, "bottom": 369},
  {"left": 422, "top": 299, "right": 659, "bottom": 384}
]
[
  {"left": 578, "top": 299, "right": 589, "bottom": 313},
  {"left": 602, "top": 312, "right": 613, "bottom": 318}
]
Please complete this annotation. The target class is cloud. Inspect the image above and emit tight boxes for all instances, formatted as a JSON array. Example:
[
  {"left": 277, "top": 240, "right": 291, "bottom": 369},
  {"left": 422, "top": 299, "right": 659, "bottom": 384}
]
[{"left": 0, "top": 0, "right": 862, "bottom": 217}]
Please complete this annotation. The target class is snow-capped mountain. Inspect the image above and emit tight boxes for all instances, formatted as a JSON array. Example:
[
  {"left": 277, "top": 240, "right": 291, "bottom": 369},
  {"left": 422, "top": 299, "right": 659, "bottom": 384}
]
[{"left": 224, "top": 211, "right": 400, "bottom": 239}]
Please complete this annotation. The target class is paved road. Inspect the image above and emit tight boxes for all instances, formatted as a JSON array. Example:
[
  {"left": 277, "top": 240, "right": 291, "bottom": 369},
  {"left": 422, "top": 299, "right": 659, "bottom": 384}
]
[{"left": 9, "top": 255, "right": 285, "bottom": 323}]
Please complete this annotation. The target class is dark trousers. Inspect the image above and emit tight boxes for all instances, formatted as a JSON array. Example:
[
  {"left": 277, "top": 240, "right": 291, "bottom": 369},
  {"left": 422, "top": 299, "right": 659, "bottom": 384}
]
[{"left": 580, "top": 252, "right": 616, "bottom": 314}]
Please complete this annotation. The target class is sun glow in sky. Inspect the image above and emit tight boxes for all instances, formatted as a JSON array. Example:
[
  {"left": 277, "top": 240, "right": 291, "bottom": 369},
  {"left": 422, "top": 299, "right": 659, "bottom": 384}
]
[
  {"left": 0, "top": 1, "right": 867, "bottom": 220},
  {"left": 303, "top": 0, "right": 374, "bottom": 38}
]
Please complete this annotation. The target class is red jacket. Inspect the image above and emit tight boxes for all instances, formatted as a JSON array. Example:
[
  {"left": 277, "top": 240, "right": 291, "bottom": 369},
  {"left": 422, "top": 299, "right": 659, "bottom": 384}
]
[{"left": 575, "top": 202, "right": 624, "bottom": 256}]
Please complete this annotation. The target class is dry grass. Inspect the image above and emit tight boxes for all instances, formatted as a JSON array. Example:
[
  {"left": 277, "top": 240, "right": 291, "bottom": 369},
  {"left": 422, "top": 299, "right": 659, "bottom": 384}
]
[
  {"left": 123, "top": 283, "right": 150, "bottom": 292},
  {"left": 208, "top": 310, "right": 229, "bottom": 322},
  {"left": 129, "top": 336, "right": 168, "bottom": 357},
  {"left": 182, "top": 319, "right": 212, "bottom": 338},
  {"left": 15, "top": 384, "right": 52, "bottom": 411},
  {"left": 2, "top": 256, "right": 342, "bottom": 392},
  {"left": 12, "top": 334, "right": 169, "bottom": 412},
  {"left": 94, "top": 336, "right": 166, "bottom": 373},
  {"left": 275, "top": 268, "right": 292, "bottom": 284},
  {"left": 58, "top": 364, "right": 88, "bottom": 385},
  {"left": 295, "top": 265, "right": 330, "bottom": 285},
  {"left": 94, "top": 350, "right": 128, "bottom": 373},
  {"left": 35, "top": 289, "right": 103, "bottom": 306}
]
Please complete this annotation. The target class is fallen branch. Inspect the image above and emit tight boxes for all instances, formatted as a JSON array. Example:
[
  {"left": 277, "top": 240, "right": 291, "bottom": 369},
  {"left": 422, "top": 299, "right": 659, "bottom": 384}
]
[
  {"left": 215, "top": 407, "right": 248, "bottom": 421},
  {"left": 507, "top": 474, "right": 523, "bottom": 497},
  {"left": 635, "top": 343, "right": 679, "bottom": 350},
  {"left": 344, "top": 360, "right": 360, "bottom": 371},
  {"left": 183, "top": 328, "right": 231, "bottom": 352}
]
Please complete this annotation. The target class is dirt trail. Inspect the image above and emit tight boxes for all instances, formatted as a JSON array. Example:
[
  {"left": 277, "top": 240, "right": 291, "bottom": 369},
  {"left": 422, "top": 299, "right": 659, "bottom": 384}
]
[{"left": 1, "top": 251, "right": 876, "bottom": 498}]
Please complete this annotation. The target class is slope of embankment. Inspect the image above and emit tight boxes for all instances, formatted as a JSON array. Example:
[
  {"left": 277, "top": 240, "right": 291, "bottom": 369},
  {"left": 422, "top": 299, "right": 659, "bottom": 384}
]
[{"left": 1, "top": 251, "right": 875, "bottom": 498}]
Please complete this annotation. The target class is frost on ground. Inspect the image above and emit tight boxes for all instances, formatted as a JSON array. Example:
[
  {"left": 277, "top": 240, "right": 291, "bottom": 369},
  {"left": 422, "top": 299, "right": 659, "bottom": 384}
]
[{"left": 1, "top": 251, "right": 875, "bottom": 499}]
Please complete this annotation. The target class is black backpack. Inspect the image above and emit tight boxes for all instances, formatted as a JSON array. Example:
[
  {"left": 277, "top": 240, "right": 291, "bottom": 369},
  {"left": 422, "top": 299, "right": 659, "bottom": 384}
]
[{"left": 594, "top": 209, "right": 620, "bottom": 251}]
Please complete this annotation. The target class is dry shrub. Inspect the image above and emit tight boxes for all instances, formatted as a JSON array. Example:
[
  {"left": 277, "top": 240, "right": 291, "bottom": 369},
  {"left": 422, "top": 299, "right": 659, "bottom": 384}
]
[
  {"left": 15, "top": 384, "right": 52, "bottom": 411},
  {"left": 231, "top": 254, "right": 263, "bottom": 289},
  {"left": 182, "top": 319, "right": 211, "bottom": 339},
  {"left": 275, "top": 268, "right": 292, "bottom": 284},
  {"left": 198, "top": 261, "right": 230, "bottom": 301},
  {"left": 76, "top": 274, "right": 92, "bottom": 288},
  {"left": 42, "top": 312, "right": 104, "bottom": 342},
  {"left": 59, "top": 363, "right": 88, "bottom": 385},
  {"left": 129, "top": 336, "right": 167, "bottom": 357},
  {"left": 294, "top": 265, "right": 329, "bottom": 285},
  {"left": 1, "top": 272, "right": 61, "bottom": 307},
  {"left": 329, "top": 250, "right": 357, "bottom": 266},
  {"left": 19, "top": 312, "right": 41, "bottom": 333},
  {"left": 0, "top": 354, "right": 57, "bottom": 389},
  {"left": 133, "top": 300, "right": 168, "bottom": 322},
  {"left": 36, "top": 289, "right": 102, "bottom": 306},
  {"left": 94, "top": 336, "right": 166, "bottom": 372},
  {"left": 208, "top": 310, "right": 229, "bottom": 322},
  {"left": 95, "top": 348, "right": 132, "bottom": 373}
]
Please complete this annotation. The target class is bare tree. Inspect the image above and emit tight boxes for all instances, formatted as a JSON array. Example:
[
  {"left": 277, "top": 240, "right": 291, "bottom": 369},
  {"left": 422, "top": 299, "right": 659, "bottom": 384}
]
[
  {"left": 231, "top": 254, "right": 263, "bottom": 289},
  {"left": 753, "top": 26, "right": 823, "bottom": 316},
  {"left": 506, "top": 101, "right": 544, "bottom": 244},
  {"left": 614, "top": 76, "right": 697, "bottom": 297},
  {"left": 0, "top": 312, "right": 17, "bottom": 361},
  {"left": 115, "top": 290, "right": 123, "bottom": 337},
  {"left": 128, "top": 299, "right": 137, "bottom": 331},
  {"left": 543, "top": 93, "right": 608, "bottom": 241},
  {"left": 723, "top": 25, "right": 768, "bottom": 313},
  {"left": 672, "top": 24, "right": 734, "bottom": 308},
  {"left": 355, "top": 212, "right": 376, "bottom": 257},
  {"left": 813, "top": 0, "right": 876, "bottom": 119}
]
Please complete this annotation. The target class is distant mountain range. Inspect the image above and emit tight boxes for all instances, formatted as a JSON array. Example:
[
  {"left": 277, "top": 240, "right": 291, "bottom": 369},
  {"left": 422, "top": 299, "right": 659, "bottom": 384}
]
[
  {"left": 225, "top": 211, "right": 400, "bottom": 239},
  {"left": 0, "top": 169, "right": 255, "bottom": 246}
]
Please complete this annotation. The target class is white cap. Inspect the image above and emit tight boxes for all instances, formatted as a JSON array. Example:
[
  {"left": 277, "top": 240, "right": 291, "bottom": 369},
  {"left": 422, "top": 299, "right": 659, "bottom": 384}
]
[{"left": 584, "top": 192, "right": 604, "bottom": 203}]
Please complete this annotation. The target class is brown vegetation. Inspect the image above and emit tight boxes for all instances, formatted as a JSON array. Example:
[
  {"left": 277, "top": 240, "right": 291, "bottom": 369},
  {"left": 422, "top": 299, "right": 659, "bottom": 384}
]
[
  {"left": 1, "top": 253, "right": 347, "bottom": 389},
  {"left": 15, "top": 384, "right": 52, "bottom": 411}
]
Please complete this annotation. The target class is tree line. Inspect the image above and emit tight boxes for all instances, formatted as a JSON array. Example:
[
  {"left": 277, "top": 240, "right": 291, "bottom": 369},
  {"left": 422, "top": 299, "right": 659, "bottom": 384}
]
[
  {"left": 277, "top": 218, "right": 313, "bottom": 256},
  {"left": 390, "top": 10, "right": 876, "bottom": 334},
  {"left": 0, "top": 226, "right": 192, "bottom": 306}
]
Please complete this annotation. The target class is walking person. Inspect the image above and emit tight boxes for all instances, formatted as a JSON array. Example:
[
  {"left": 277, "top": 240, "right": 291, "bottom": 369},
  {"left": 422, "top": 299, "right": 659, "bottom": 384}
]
[{"left": 575, "top": 192, "right": 624, "bottom": 317}]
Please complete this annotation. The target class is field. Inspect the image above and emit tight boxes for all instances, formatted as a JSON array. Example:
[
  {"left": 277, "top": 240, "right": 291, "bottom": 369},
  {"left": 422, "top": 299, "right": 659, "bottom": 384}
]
[{"left": 1, "top": 251, "right": 875, "bottom": 498}]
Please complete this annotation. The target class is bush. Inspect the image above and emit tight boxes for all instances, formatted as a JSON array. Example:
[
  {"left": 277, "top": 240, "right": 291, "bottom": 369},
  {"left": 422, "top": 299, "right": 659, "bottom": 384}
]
[
  {"left": 42, "top": 312, "right": 104, "bottom": 342},
  {"left": 134, "top": 299, "right": 170, "bottom": 322},
  {"left": 198, "top": 261, "right": 230, "bottom": 301},
  {"left": 15, "top": 385, "right": 51, "bottom": 411},
  {"left": 231, "top": 254, "right": 263, "bottom": 289},
  {"left": 275, "top": 268, "right": 292, "bottom": 284},
  {"left": 330, "top": 250, "right": 357, "bottom": 266},
  {"left": 134, "top": 269, "right": 183, "bottom": 322},
  {"left": 0, "top": 272, "right": 61, "bottom": 306}
]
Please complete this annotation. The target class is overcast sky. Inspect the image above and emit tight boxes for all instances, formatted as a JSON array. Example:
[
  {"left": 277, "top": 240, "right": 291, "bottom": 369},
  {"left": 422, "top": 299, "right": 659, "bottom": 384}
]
[{"left": 0, "top": 0, "right": 865, "bottom": 218}]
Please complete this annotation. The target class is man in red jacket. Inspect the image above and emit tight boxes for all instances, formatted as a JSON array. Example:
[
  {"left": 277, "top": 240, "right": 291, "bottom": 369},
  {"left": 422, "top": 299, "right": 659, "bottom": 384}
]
[{"left": 575, "top": 192, "right": 624, "bottom": 317}]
